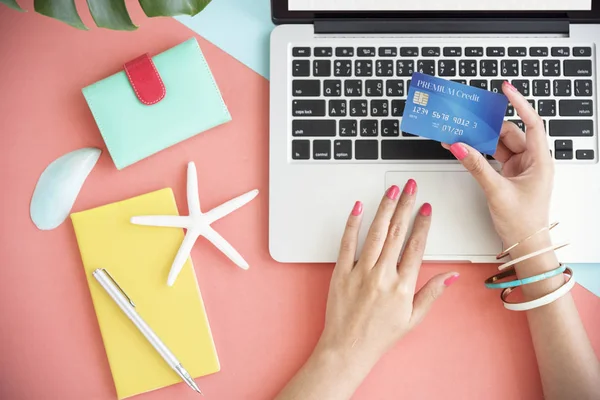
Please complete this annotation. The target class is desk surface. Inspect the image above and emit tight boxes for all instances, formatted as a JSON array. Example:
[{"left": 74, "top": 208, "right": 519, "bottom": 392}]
[{"left": 0, "top": 4, "right": 599, "bottom": 400}]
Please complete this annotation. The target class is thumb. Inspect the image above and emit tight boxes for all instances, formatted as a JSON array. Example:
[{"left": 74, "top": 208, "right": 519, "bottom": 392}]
[
  {"left": 446, "top": 142, "right": 503, "bottom": 195},
  {"left": 410, "top": 272, "right": 459, "bottom": 328}
]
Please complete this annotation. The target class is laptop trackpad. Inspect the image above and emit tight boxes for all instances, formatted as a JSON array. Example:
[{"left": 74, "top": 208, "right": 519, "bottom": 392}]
[{"left": 386, "top": 171, "right": 501, "bottom": 257}]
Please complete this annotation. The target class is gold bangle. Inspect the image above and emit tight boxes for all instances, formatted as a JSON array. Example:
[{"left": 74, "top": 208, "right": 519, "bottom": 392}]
[{"left": 496, "top": 222, "right": 559, "bottom": 260}]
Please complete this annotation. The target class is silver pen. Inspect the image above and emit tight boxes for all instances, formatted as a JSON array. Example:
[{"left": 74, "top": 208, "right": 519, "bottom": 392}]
[{"left": 93, "top": 268, "right": 203, "bottom": 395}]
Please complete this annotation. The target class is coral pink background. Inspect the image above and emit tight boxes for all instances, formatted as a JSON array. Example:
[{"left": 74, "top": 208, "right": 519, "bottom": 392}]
[{"left": 0, "top": 2, "right": 598, "bottom": 399}]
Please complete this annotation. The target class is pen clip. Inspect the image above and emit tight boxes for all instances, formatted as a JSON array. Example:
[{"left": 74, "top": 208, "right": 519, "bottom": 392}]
[{"left": 101, "top": 269, "right": 136, "bottom": 308}]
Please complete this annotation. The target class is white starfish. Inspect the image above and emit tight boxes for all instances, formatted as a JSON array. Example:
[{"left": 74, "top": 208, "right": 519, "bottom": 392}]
[{"left": 131, "top": 162, "right": 258, "bottom": 286}]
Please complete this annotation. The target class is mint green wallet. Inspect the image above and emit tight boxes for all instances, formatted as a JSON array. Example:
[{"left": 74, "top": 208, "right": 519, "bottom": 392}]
[{"left": 82, "top": 38, "right": 231, "bottom": 170}]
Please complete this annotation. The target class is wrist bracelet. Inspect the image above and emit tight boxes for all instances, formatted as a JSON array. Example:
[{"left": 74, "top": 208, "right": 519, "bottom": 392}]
[
  {"left": 501, "top": 268, "right": 575, "bottom": 311},
  {"left": 496, "top": 222, "right": 559, "bottom": 260},
  {"left": 498, "top": 241, "right": 570, "bottom": 271},
  {"left": 485, "top": 264, "right": 567, "bottom": 289}
]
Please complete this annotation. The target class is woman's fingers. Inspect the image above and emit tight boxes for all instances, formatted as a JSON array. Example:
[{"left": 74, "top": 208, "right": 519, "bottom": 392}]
[
  {"left": 396, "top": 203, "right": 433, "bottom": 291},
  {"left": 377, "top": 179, "right": 418, "bottom": 272},
  {"left": 357, "top": 186, "right": 401, "bottom": 270},
  {"left": 410, "top": 272, "right": 460, "bottom": 328},
  {"left": 499, "top": 121, "right": 527, "bottom": 154},
  {"left": 448, "top": 142, "right": 503, "bottom": 196},
  {"left": 502, "top": 81, "right": 548, "bottom": 156},
  {"left": 335, "top": 201, "right": 363, "bottom": 273}
]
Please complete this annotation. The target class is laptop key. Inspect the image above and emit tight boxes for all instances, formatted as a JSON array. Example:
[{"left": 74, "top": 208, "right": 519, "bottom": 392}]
[
  {"left": 490, "top": 80, "right": 504, "bottom": 93},
  {"left": 314, "top": 47, "right": 333, "bottom": 57},
  {"left": 292, "top": 100, "right": 326, "bottom": 117},
  {"left": 391, "top": 100, "right": 406, "bottom": 116},
  {"left": 417, "top": 60, "right": 435, "bottom": 75},
  {"left": 292, "top": 60, "right": 310, "bottom": 77},
  {"left": 335, "top": 47, "right": 354, "bottom": 57},
  {"left": 452, "top": 79, "right": 467, "bottom": 85},
  {"left": 344, "top": 80, "right": 362, "bottom": 96},
  {"left": 381, "top": 140, "right": 456, "bottom": 160},
  {"left": 402, "top": 131, "right": 417, "bottom": 137},
  {"left": 573, "top": 47, "right": 592, "bottom": 57},
  {"left": 292, "top": 80, "right": 320, "bottom": 97},
  {"left": 564, "top": 60, "right": 592, "bottom": 76},
  {"left": 576, "top": 150, "right": 594, "bottom": 160},
  {"left": 443, "top": 47, "right": 462, "bottom": 56},
  {"left": 379, "top": 47, "right": 397, "bottom": 57},
  {"left": 323, "top": 80, "right": 342, "bottom": 97},
  {"left": 396, "top": 60, "right": 415, "bottom": 76},
  {"left": 465, "top": 47, "right": 483, "bottom": 57},
  {"left": 480, "top": 60, "right": 498, "bottom": 76},
  {"left": 559, "top": 100, "right": 594, "bottom": 116},
  {"left": 358, "top": 47, "right": 376, "bottom": 57},
  {"left": 313, "top": 60, "right": 331, "bottom": 77},
  {"left": 530, "top": 47, "right": 548, "bottom": 57},
  {"left": 360, "top": 120, "right": 379, "bottom": 136},
  {"left": 542, "top": 60, "right": 560, "bottom": 76},
  {"left": 329, "top": 100, "right": 347, "bottom": 116},
  {"left": 334, "top": 60, "right": 352, "bottom": 77},
  {"left": 509, "top": 119, "right": 525, "bottom": 131},
  {"left": 486, "top": 47, "right": 505, "bottom": 57},
  {"left": 501, "top": 60, "right": 519, "bottom": 76},
  {"left": 334, "top": 140, "right": 352, "bottom": 160},
  {"left": 339, "top": 120, "right": 357, "bottom": 137},
  {"left": 521, "top": 60, "right": 539, "bottom": 76},
  {"left": 553, "top": 80, "right": 572, "bottom": 96},
  {"left": 508, "top": 47, "right": 527, "bottom": 56},
  {"left": 292, "top": 47, "right": 311, "bottom": 57},
  {"left": 470, "top": 80, "right": 487, "bottom": 90},
  {"left": 538, "top": 100, "right": 556, "bottom": 117},
  {"left": 292, "top": 140, "right": 310, "bottom": 159},
  {"left": 555, "top": 140, "right": 573, "bottom": 150},
  {"left": 355, "top": 140, "right": 379, "bottom": 160},
  {"left": 459, "top": 60, "right": 477, "bottom": 76},
  {"left": 533, "top": 80, "right": 551, "bottom": 96},
  {"left": 292, "top": 120, "right": 335, "bottom": 136},
  {"left": 505, "top": 104, "right": 515, "bottom": 116},
  {"left": 555, "top": 150, "right": 573, "bottom": 160},
  {"left": 376, "top": 60, "right": 394, "bottom": 76},
  {"left": 527, "top": 99, "right": 536, "bottom": 110},
  {"left": 313, "top": 140, "right": 331, "bottom": 160},
  {"left": 422, "top": 47, "right": 441, "bottom": 57},
  {"left": 549, "top": 120, "right": 593, "bottom": 136},
  {"left": 575, "top": 80, "right": 593, "bottom": 96},
  {"left": 381, "top": 120, "right": 400, "bottom": 137},
  {"left": 438, "top": 60, "right": 456, "bottom": 76},
  {"left": 370, "top": 100, "right": 388, "bottom": 116},
  {"left": 355, "top": 60, "right": 373, "bottom": 76},
  {"left": 365, "top": 80, "right": 384, "bottom": 97},
  {"left": 386, "top": 80, "right": 404, "bottom": 96},
  {"left": 350, "top": 100, "right": 368, "bottom": 116},
  {"left": 400, "top": 47, "right": 419, "bottom": 57},
  {"left": 551, "top": 47, "right": 570, "bottom": 57},
  {"left": 511, "top": 79, "right": 530, "bottom": 96}
]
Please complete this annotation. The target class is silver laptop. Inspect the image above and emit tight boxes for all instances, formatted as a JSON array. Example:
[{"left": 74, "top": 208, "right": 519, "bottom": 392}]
[{"left": 269, "top": 0, "right": 600, "bottom": 263}]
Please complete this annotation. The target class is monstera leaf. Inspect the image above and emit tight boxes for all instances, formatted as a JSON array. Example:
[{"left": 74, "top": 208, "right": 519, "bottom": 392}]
[{"left": 0, "top": 0, "right": 211, "bottom": 30}]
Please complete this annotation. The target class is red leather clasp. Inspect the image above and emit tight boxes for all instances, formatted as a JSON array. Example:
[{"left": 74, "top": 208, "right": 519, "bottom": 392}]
[{"left": 123, "top": 54, "right": 166, "bottom": 105}]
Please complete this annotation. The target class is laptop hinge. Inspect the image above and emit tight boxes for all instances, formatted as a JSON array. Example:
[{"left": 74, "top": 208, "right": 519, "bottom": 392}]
[{"left": 314, "top": 19, "right": 569, "bottom": 35}]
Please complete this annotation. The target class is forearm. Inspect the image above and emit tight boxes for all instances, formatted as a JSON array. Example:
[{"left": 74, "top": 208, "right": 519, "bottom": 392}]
[
  {"left": 275, "top": 341, "right": 375, "bottom": 400},
  {"left": 511, "top": 234, "right": 600, "bottom": 400}
]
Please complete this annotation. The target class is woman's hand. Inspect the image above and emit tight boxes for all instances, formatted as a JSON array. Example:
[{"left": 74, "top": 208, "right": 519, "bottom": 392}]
[
  {"left": 443, "top": 81, "right": 554, "bottom": 248},
  {"left": 318, "top": 181, "right": 459, "bottom": 369}
]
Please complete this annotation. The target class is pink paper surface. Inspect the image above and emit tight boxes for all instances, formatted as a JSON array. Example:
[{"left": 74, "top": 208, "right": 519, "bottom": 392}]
[{"left": 0, "top": 2, "right": 598, "bottom": 399}]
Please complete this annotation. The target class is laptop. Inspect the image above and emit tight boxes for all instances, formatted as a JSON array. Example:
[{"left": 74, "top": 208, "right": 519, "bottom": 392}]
[{"left": 269, "top": 0, "right": 600, "bottom": 263}]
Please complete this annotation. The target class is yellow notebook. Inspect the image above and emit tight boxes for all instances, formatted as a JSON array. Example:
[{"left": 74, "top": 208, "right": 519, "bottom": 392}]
[{"left": 71, "top": 188, "right": 220, "bottom": 399}]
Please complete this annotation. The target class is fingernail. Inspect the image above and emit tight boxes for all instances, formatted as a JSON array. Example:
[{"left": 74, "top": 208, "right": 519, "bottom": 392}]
[
  {"left": 351, "top": 201, "right": 363, "bottom": 216},
  {"left": 386, "top": 185, "right": 400, "bottom": 200},
  {"left": 503, "top": 80, "right": 518, "bottom": 92},
  {"left": 449, "top": 143, "right": 468, "bottom": 160},
  {"left": 404, "top": 179, "right": 417, "bottom": 195},
  {"left": 444, "top": 274, "right": 460, "bottom": 287},
  {"left": 419, "top": 203, "right": 432, "bottom": 216}
]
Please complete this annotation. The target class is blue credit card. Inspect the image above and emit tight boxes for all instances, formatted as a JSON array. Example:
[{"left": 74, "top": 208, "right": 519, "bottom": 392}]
[{"left": 400, "top": 73, "right": 508, "bottom": 155}]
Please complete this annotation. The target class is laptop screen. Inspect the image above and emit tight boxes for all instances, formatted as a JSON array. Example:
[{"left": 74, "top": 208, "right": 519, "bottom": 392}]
[{"left": 288, "top": 0, "right": 592, "bottom": 11}]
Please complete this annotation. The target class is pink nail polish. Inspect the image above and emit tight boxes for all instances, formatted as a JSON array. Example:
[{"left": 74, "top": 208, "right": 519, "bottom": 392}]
[
  {"left": 351, "top": 201, "right": 363, "bottom": 216},
  {"left": 419, "top": 203, "right": 432, "bottom": 216},
  {"left": 404, "top": 179, "right": 417, "bottom": 195},
  {"left": 444, "top": 274, "right": 460, "bottom": 287},
  {"left": 386, "top": 185, "right": 400, "bottom": 200},
  {"left": 503, "top": 80, "right": 518, "bottom": 92},
  {"left": 449, "top": 143, "right": 468, "bottom": 160}
]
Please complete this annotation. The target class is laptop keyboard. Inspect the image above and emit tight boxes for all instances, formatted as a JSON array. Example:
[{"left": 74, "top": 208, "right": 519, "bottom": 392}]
[{"left": 289, "top": 44, "right": 596, "bottom": 162}]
